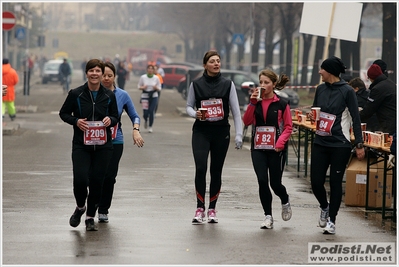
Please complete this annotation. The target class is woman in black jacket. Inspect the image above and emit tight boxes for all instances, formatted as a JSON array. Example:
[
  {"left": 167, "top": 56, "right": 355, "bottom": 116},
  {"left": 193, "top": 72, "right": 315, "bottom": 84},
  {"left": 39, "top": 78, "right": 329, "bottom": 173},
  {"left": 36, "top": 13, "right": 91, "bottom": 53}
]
[{"left": 59, "top": 59, "right": 119, "bottom": 231}]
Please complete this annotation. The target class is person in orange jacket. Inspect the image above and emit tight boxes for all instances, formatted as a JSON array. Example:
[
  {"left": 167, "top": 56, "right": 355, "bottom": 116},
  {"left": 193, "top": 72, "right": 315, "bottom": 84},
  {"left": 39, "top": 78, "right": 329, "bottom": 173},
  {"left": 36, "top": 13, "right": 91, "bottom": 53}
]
[{"left": 2, "top": 58, "right": 19, "bottom": 121}]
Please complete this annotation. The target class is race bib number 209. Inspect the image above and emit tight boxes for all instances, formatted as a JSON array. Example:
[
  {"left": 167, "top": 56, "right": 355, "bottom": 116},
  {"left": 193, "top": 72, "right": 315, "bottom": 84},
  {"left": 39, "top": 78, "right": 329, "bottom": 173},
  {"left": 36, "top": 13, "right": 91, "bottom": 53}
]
[{"left": 84, "top": 121, "right": 107, "bottom": 145}]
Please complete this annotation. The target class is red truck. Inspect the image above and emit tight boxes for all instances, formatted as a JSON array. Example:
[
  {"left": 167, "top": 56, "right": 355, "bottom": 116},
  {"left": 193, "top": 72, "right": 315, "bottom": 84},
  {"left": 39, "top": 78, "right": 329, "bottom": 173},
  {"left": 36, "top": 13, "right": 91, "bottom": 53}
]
[{"left": 127, "top": 48, "right": 171, "bottom": 76}]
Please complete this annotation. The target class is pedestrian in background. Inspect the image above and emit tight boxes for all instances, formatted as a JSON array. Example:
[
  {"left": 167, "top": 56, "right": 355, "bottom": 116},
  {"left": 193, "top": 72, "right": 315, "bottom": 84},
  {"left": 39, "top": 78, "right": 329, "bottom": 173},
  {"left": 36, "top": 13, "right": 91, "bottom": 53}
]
[
  {"left": 309, "top": 56, "right": 364, "bottom": 235},
  {"left": 97, "top": 61, "right": 144, "bottom": 223},
  {"left": 359, "top": 62, "right": 396, "bottom": 135},
  {"left": 81, "top": 58, "right": 87, "bottom": 82},
  {"left": 59, "top": 59, "right": 119, "bottom": 231},
  {"left": 138, "top": 64, "right": 161, "bottom": 133},
  {"left": 2, "top": 58, "right": 19, "bottom": 121},
  {"left": 348, "top": 77, "right": 379, "bottom": 132},
  {"left": 242, "top": 69, "right": 293, "bottom": 229},
  {"left": 116, "top": 61, "right": 128, "bottom": 90},
  {"left": 154, "top": 64, "right": 164, "bottom": 114},
  {"left": 59, "top": 58, "right": 72, "bottom": 93},
  {"left": 186, "top": 50, "right": 243, "bottom": 224}
]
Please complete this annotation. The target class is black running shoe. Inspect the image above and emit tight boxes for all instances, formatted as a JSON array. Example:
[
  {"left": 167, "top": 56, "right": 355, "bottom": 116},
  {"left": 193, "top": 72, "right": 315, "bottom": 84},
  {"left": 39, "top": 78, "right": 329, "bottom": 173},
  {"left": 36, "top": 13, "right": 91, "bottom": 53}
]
[
  {"left": 69, "top": 206, "right": 86, "bottom": 227},
  {"left": 85, "top": 218, "right": 98, "bottom": 231}
]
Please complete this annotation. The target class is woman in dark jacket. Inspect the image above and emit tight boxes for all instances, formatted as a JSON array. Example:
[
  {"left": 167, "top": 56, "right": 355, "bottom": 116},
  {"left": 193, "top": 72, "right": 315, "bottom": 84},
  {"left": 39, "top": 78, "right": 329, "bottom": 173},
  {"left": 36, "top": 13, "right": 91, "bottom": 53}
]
[
  {"left": 309, "top": 56, "right": 365, "bottom": 235},
  {"left": 59, "top": 59, "right": 118, "bottom": 231}
]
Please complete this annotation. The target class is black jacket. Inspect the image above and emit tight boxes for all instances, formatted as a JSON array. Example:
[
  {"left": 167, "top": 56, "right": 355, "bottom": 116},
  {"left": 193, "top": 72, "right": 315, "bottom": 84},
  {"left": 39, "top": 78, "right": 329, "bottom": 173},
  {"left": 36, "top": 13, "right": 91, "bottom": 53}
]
[
  {"left": 59, "top": 83, "right": 118, "bottom": 149},
  {"left": 360, "top": 74, "right": 396, "bottom": 134},
  {"left": 312, "top": 79, "right": 363, "bottom": 148},
  {"left": 356, "top": 87, "right": 379, "bottom": 132}
]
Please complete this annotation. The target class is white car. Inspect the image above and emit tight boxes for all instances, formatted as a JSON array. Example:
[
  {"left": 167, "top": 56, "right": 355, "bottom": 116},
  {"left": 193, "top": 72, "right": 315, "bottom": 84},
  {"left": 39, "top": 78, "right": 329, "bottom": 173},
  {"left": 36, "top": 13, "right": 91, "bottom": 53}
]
[{"left": 42, "top": 59, "right": 73, "bottom": 84}]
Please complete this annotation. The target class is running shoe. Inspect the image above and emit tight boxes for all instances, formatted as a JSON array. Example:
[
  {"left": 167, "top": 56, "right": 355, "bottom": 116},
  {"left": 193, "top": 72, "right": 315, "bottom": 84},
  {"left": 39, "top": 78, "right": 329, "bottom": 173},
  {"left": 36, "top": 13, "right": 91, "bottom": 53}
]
[
  {"left": 281, "top": 202, "right": 292, "bottom": 221},
  {"left": 98, "top": 213, "right": 109, "bottom": 223},
  {"left": 192, "top": 207, "right": 205, "bottom": 224},
  {"left": 323, "top": 219, "right": 336, "bottom": 235},
  {"left": 69, "top": 206, "right": 86, "bottom": 227},
  {"left": 148, "top": 127, "right": 153, "bottom": 133},
  {"left": 260, "top": 215, "right": 273, "bottom": 229},
  {"left": 85, "top": 218, "right": 98, "bottom": 231},
  {"left": 207, "top": 209, "right": 218, "bottom": 223},
  {"left": 319, "top": 205, "right": 329, "bottom": 228}
]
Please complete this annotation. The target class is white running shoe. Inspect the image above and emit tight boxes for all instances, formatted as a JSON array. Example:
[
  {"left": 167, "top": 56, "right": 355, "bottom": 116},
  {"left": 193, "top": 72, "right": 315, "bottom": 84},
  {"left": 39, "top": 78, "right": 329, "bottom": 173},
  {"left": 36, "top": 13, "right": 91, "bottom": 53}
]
[
  {"left": 192, "top": 207, "right": 205, "bottom": 224},
  {"left": 319, "top": 205, "right": 329, "bottom": 227},
  {"left": 323, "top": 219, "right": 336, "bottom": 235},
  {"left": 98, "top": 213, "right": 109, "bottom": 223},
  {"left": 148, "top": 127, "right": 153, "bottom": 133},
  {"left": 207, "top": 209, "right": 218, "bottom": 223},
  {"left": 281, "top": 202, "right": 292, "bottom": 221},
  {"left": 260, "top": 215, "right": 273, "bottom": 229}
]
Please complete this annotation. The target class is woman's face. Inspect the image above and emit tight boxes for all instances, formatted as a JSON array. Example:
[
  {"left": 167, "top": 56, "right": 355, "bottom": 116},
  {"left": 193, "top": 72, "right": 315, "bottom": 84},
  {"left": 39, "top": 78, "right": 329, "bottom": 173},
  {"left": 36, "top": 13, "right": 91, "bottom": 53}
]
[
  {"left": 86, "top": 66, "right": 103, "bottom": 85},
  {"left": 319, "top": 68, "right": 331, "bottom": 82},
  {"left": 204, "top": 55, "right": 221, "bottom": 76},
  {"left": 259, "top": 74, "right": 276, "bottom": 99},
  {"left": 147, "top": 66, "right": 155, "bottom": 75},
  {"left": 102, "top": 66, "right": 115, "bottom": 89}
]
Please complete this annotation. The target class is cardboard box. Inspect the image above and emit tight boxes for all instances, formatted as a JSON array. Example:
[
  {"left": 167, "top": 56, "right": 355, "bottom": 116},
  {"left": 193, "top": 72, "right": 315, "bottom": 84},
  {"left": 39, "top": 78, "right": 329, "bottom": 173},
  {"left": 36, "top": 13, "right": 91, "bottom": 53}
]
[{"left": 345, "top": 157, "right": 392, "bottom": 207}]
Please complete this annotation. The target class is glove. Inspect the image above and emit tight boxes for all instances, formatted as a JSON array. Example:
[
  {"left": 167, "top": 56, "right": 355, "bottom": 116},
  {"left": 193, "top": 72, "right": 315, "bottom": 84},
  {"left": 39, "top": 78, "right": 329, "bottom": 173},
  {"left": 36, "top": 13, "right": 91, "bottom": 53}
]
[{"left": 235, "top": 135, "right": 243, "bottom": 150}]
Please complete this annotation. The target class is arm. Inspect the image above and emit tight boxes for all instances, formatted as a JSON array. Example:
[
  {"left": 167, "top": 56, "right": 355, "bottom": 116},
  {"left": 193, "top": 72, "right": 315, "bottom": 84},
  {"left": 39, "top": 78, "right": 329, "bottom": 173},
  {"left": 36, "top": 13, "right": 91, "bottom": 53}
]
[
  {"left": 242, "top": 90, "right": 258, "bottom": 126},
  {"left": 186, "top": 83, "right": 197, "bottom": 118},
  {"left": 229, "top": 82, "right": 243, "bottom": 148},
  {"left": 359, "top": 87, "right": 383, "bottom": 121},
  {"left": 275, "top": 104, "right": 293, "bottom": 150}
]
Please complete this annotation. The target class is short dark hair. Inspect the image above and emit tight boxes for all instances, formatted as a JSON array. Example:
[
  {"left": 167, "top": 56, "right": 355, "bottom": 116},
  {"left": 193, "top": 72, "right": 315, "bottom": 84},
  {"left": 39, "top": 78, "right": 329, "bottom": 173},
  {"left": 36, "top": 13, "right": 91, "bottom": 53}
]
[
  {"left": 3, "top": 58, "right": 9, "bottom": 64},
  {"left": 85, "top": 59, "right": 105, "bottom": 74},
  {"left": 104, "top": 61, "right": 116, "bottom": 76},
  {"left": 348, "top": 77, "right": 366, "bottom": 89},
  {"left": 203, "top": 50, "right": 220, "bottom": 65}
]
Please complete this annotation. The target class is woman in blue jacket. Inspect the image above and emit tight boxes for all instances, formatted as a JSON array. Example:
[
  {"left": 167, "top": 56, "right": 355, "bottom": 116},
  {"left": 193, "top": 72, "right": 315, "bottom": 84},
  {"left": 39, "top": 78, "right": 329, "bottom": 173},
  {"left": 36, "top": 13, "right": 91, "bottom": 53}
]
[{"left": 97, "top": 61, "right": 144, "bottom": 223}]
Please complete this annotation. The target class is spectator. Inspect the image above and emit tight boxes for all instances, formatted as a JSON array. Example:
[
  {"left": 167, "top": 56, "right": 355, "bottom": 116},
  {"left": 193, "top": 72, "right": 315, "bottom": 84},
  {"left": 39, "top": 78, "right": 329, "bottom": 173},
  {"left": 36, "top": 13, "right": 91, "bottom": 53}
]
[
  {"left": 359, "top": 63, "right": 396, "bottom": 135},
  {"left": 2, "top": 59, "right": 19, "bottom": 121},
  {"left": 81, "top": 58, "right": 87, "bottom": 82},
  {"left": 116, "top": 61, "right": 128, "bottom": 90},
  {"left": 348, "top": 77, "right": 379, "bottom": 132},
  {"left": 59, "top": 58, "right": 72, "bottom": 93}
]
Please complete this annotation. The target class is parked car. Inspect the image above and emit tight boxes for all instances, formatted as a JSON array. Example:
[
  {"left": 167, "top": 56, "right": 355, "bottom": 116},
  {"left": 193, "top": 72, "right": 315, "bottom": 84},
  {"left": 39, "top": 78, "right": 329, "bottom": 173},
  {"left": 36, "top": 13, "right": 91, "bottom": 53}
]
[
  {"left": 178, "top": 69, "right": 300, "bottom": 108},
  {"left": 41, "top": 59, "right": 73, "bottom": 84},
  {"left": 161, "top": 64, "right": 190, "bottom": 89}
]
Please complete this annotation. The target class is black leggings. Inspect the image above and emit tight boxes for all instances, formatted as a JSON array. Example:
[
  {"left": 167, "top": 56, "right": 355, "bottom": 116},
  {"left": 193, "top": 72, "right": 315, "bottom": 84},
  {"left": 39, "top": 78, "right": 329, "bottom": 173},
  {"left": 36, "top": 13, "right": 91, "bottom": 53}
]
[
  {"left": 72, "top": 146, "right": 113, "bottom": 217},
  {"left": 251, "top": 149, "right": 289, "bottom": 216},
  {"left": 192, "top": 126, "right": 230, "bottom": 210},
  {"left": 98, "top": 144, "right": 124, "bottom": 215},
  {"left": 310, "top": 144, "right": 351, "bottom": 223}
]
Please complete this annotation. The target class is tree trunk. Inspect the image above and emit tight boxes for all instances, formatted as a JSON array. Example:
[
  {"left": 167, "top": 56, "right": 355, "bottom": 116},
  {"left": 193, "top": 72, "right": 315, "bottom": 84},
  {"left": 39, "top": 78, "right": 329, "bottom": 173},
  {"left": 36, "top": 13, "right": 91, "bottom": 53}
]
[
  {"left": 310, "top": 36, "right": 325, "bottom": 90},
  {"left": 300, "top": 34, "right": 312, "bottom": 85},
  {"left": 382, "top": 3, "right": 397, "bottom": 84},
  {"left": 251, "top": 21, "right": 260, "bottom": 74}
]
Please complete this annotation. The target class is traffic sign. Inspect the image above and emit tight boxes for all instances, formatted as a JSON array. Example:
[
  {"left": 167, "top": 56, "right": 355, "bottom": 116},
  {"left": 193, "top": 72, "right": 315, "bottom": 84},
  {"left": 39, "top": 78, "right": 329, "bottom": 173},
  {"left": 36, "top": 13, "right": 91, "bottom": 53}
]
[
  {"left": 15, "top": 27, "right": 26, "bottom": 40},
  {"left": 3, "top": 11, "right": 16, "bottom": 31},
  {"left": 232, "top": 33, "right": 245, "bottom": 46}
]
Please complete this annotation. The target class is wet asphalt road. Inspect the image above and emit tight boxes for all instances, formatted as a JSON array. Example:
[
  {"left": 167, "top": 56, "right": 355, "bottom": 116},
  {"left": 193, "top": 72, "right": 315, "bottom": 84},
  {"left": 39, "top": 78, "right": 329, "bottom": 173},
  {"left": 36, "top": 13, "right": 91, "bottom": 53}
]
[{"left": 2, "top": 71, "right": 396, "bottom": 265}]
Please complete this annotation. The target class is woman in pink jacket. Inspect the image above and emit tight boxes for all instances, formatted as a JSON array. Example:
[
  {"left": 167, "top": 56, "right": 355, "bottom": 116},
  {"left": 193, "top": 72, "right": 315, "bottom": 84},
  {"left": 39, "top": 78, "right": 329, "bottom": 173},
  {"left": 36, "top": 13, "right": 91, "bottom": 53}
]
[
  {"left": 242, "top": 68, "right": 293, "bottom": 230},
  {"left": 2, "top": 58, "right": 19, "bottom": 121}
]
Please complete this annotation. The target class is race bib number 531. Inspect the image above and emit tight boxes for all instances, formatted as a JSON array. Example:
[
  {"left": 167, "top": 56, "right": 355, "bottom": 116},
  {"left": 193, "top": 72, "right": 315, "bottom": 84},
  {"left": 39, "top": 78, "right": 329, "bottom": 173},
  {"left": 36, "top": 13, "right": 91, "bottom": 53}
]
[{"left": 84, "top": 121, "right": 107, "bottom": 145}]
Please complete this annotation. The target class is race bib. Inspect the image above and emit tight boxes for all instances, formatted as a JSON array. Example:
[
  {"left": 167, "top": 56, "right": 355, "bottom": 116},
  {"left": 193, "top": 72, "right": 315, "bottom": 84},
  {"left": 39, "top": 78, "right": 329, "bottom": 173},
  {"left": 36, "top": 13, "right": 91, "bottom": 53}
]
[
  {"left": 141, "top": 99, "right": 149, "bottom": 110},
  {"left": 254, "top": 126, "right": 276, "bottom": 149},
  {"left": 84, "top": 121, "right": 107, "bottom": 145},
  {"left": 316, "top": 112, "right": 336, "bottom": 136},
  {"left": 201, "top": 98, "right": 224, "bottom": 121},
  {"left": 110, "top": 123, "right": 118, "bottom": 140}
]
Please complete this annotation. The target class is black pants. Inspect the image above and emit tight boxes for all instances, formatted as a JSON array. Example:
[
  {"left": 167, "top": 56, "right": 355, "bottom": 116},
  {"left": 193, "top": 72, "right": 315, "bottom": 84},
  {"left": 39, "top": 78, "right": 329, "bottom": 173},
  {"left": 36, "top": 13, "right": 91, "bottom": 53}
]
[
  {"left": 310, "top": 144, "right": 351, "bottom": 223},
  {"left": 72, "top": 146, "right": 113, "bottom": 217},
  {"left": 98, "top": 144, "right": 124, "bottom": 215},
  {"left": 251, "top": 149, "right": 289, "bottom": 216},
  {"left": 192, "top": 125, "right": 230, "bottom": 210}
]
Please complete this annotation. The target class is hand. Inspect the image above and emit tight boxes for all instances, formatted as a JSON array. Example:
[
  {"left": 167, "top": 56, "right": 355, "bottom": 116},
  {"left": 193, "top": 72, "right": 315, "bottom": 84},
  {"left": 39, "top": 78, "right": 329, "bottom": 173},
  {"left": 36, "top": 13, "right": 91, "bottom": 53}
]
[
  {"left": 235, "top": 136, "right": 243, "bottom": 149},
  {"left": 77, "top": 118, "right": 88, "bottom": 131},
  {"left": 355, "top": 147, "right": 365, "bottom": 160},
  {"left": 102, "top": 116, "right": 111, "bottom": 127},
  {"left": 133, "top": 131, "right": 144, "bottom": 148}
]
